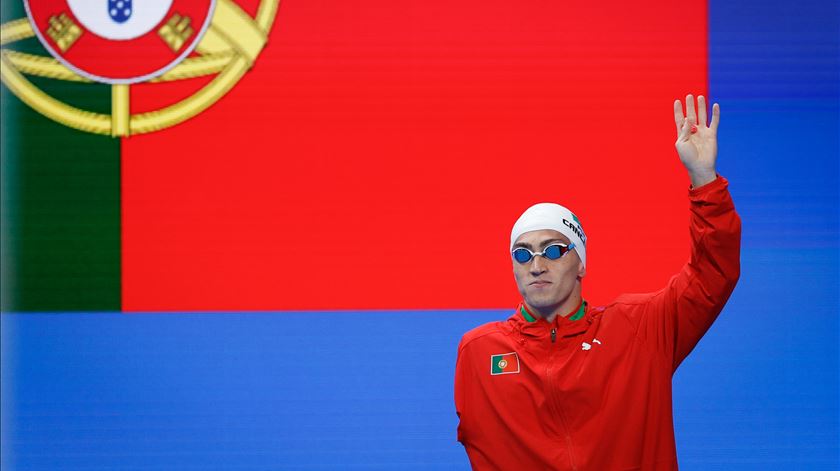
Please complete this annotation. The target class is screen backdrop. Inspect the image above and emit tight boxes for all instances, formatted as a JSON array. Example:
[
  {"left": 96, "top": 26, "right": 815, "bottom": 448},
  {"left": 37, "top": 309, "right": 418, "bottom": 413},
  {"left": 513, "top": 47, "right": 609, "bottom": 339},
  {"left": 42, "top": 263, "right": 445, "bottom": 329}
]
[{"left": 2, "top": 0, "right": 838, "bottom": 469}]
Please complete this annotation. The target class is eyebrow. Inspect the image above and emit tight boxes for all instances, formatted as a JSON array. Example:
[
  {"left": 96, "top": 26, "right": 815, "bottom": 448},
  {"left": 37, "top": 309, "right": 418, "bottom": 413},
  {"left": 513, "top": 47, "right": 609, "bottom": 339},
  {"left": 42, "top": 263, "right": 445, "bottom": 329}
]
[{"left": 513, "top": 238, "right": 567, "bottom": 250}]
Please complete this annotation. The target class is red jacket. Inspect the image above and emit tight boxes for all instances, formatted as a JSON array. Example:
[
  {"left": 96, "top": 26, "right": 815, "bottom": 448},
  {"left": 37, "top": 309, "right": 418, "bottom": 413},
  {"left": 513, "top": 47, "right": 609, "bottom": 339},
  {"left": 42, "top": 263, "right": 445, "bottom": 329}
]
[{"left": 454, "top": 177, "right": 741, "bottom": 470}]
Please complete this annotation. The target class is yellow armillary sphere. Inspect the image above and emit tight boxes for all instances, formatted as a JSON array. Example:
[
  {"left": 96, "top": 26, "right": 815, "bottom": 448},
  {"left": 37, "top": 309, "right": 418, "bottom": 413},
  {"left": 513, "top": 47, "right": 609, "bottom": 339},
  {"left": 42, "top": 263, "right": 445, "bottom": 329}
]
[{"left": 0, "top": 0, "right": 279, "bottom": 136}]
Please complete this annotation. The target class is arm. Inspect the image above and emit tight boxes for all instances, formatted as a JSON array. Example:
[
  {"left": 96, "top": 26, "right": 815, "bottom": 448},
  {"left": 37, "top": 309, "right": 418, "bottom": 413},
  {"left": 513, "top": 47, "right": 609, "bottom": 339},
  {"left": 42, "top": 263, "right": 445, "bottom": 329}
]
[
  {"left": 633, "top": 95, "right": 741, "bottom": 370},
  {"left": 667, "top": 175, "right": 740, "bottom": 370}
]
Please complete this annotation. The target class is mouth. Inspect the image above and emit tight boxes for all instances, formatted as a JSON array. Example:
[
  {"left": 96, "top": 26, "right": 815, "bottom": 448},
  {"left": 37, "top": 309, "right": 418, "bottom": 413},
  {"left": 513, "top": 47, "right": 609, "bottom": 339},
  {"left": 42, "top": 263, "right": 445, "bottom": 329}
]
[{"left": 529, "top": 280, "right": 551, "bottom": 286}]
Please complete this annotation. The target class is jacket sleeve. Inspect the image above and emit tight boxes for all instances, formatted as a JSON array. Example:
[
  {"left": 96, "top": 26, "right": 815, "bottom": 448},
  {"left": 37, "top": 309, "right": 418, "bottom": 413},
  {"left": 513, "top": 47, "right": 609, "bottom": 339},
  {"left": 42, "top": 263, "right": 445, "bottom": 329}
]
[
  {"left": 454, "top": 338, "right": 469, "bottom": 444},
  {"left": 633, "top": 175, "right": 741, "bottom": 372}
]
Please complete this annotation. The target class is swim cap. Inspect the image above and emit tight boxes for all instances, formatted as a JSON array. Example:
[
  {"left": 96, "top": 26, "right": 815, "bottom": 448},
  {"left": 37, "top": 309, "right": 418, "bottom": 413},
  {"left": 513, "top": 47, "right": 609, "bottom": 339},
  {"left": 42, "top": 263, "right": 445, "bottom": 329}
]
[{"left": 510, "top": 203, "right": 587, "bottom": 267}]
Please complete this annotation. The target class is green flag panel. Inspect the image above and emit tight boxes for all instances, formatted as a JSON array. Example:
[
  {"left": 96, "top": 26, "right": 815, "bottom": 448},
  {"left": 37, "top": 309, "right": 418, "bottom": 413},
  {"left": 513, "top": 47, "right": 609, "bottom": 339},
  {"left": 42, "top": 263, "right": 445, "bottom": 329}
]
[{"left": 1, "top": 1, "right": 121, "bottom": 312}]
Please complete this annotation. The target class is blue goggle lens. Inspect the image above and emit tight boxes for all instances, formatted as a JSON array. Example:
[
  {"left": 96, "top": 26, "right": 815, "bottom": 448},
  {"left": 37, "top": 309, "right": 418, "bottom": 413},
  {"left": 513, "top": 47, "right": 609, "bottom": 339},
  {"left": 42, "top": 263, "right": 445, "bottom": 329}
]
[
  {"left": 512, "top": 248, "right": 533, "bottom": 263},
  {"left": 543, "top": 244, "right": 564, "bottom": 259}
]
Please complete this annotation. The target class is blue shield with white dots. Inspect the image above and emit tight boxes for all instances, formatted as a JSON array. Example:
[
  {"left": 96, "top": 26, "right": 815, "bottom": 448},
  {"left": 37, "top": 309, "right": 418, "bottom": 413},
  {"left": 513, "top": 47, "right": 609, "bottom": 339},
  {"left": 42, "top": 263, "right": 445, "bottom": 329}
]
[
  {"left": 68, "top": 0, "right": 173, "bottom": 40},
  {"left": 108, "top": 0, "right": 132, "bottom": 23}
]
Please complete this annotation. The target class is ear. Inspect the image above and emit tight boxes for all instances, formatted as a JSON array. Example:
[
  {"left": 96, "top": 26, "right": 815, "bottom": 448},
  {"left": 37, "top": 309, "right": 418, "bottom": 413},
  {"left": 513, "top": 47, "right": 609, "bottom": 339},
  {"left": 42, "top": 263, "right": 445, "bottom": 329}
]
[{"left": 577, "top": 261, "right": 586, "bottom": 279}]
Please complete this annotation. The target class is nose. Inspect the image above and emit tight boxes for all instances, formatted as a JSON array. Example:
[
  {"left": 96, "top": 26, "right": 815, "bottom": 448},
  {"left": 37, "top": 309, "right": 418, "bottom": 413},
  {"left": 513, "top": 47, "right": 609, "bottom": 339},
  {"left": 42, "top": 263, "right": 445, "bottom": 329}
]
[{"left": 529, "top": 254, "right": 547, "bottom": 276}]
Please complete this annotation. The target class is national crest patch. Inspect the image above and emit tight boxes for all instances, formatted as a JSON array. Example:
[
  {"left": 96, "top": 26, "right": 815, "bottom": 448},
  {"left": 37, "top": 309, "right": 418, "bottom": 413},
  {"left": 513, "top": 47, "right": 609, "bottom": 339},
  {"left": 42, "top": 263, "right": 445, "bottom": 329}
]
[{"left": 490, "top": 352, "right": 520, "bottom": 375}]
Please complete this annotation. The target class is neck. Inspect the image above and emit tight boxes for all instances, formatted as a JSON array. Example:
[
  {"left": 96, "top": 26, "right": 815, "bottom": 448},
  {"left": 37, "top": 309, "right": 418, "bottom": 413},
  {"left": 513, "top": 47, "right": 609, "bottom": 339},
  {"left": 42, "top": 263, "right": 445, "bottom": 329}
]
[{"left": 526, "top": 292, "right": 583, "bottom": 324}]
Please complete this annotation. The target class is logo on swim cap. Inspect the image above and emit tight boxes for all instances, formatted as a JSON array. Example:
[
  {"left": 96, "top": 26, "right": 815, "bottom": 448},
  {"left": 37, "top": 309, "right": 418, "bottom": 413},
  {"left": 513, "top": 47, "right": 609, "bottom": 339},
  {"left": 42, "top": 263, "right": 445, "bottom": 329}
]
[{"left": 563, "top": 218, "right": 587, "bottom": 245}]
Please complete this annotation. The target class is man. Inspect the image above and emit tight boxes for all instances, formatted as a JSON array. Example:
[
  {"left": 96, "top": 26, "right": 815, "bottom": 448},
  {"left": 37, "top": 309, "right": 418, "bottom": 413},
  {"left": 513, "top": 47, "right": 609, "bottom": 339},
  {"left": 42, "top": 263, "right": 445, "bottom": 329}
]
[{"left": 454, "top": 95, "right": 741, "bottom": 470}]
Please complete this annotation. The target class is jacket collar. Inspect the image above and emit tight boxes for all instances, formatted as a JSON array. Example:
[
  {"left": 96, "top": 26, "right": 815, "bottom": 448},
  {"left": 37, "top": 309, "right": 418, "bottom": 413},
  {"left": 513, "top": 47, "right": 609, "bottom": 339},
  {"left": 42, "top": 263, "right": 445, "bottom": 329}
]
[
  {"left": 510, "top": 300, "right": 592, "bottom": 339},
  {"left": 520, "top": 300, "right": 586, "bottom": 322}
]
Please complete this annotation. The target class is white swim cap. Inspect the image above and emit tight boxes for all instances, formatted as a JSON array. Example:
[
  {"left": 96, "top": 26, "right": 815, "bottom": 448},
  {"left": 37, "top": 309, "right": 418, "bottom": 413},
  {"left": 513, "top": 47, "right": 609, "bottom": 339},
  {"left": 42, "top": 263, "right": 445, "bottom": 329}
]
[{"left": 510, "top": 203, "right": 587, "bottom": 267}]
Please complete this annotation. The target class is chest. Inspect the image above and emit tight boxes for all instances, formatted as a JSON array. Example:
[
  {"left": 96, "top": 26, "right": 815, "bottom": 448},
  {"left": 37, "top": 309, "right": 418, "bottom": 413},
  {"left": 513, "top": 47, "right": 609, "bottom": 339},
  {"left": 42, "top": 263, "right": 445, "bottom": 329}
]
[
  {"left": 533, "top": 318, "right": 636, "bottom": 395},
  {"left": 479, "top": 316, "right": 663, "bottom": 419}
]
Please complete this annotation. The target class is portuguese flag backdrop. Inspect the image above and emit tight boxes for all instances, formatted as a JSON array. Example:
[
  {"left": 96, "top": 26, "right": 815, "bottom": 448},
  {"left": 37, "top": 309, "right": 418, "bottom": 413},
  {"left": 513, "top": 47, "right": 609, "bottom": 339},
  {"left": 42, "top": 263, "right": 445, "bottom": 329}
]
[
  {"left": 3, "top": 2, "right": 838, "bottom": 468},
  {"left": 2, "top": 0, "right": 707, "bottom": 312}
]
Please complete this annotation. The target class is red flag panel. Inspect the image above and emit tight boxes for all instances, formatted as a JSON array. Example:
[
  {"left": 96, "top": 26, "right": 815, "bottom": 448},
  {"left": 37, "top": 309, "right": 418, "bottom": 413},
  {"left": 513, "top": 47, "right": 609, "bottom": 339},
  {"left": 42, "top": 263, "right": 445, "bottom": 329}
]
[{"left": 122, "top": 0, "right": 707, "bottom": 311}]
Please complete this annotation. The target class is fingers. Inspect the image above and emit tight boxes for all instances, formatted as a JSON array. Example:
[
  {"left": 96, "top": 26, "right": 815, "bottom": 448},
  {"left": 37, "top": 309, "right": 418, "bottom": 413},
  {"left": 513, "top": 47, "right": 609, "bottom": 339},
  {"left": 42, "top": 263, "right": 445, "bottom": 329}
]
[
  {"left": 685, "top": 94, "right": 696, "bottom": 124},
  {"left": 709, "top": 103, "right": 720, "bottom": 132},
  {"left": 676, "top": 94, "right": 717, "bottom": 135},
  {"left": 673, "top": 100, "right": 684, "bottom": 135}
]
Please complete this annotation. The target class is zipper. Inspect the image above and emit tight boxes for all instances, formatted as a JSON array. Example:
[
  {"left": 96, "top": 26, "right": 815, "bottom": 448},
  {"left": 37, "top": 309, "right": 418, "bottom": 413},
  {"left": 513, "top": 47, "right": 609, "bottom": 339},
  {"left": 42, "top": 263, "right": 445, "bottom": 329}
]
[
  {"left": 557, "top": 408, "right": 578, "bottom": 470},
  {"left": 546, "top": 326, "right": 577, "bottom": 470}
]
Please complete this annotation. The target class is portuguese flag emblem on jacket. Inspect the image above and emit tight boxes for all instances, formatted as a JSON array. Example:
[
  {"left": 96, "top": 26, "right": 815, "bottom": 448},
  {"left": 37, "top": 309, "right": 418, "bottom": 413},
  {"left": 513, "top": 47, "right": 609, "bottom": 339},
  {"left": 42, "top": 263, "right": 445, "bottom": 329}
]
[{"left": 491, "top": 353, "right": 519, "bottom": 375}]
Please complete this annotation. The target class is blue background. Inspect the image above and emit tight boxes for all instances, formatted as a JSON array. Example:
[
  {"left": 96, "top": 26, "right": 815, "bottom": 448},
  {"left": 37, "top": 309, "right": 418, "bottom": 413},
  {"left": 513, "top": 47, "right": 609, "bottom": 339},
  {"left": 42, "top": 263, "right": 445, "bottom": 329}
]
[{"left": 2, "top": 0, "right": 838, "bottom": 469}]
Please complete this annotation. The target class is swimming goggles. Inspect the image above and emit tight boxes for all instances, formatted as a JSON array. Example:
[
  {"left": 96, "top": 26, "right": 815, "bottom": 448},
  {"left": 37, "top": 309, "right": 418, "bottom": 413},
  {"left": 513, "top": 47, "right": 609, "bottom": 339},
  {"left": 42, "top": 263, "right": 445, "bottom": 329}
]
[{"left": 511, "top": 243, "right": 576, "bottom": 264}]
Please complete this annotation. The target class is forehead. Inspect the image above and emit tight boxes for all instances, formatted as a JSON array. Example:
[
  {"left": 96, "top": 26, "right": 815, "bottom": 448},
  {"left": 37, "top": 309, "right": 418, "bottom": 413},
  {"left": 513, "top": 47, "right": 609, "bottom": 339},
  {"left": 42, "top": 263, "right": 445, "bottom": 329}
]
[{"left": 513, "top": 229, "right": 570, "bottom": 247}]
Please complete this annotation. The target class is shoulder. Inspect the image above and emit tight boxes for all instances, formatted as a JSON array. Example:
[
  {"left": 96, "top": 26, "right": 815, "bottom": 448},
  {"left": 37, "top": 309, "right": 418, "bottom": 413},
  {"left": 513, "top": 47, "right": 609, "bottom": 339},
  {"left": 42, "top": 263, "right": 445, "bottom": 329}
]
[
  {"left": 458, "top": 321, "right": 504, "bottom": 352},
  {"left": 609, "top": 291, "right": 665, "bottom": 308},
  {"left": 458, "top": 320, "right": 507, "bottom": 354},
  {"left": 595, "top": 290, "right": 668, "bottom": 326}
]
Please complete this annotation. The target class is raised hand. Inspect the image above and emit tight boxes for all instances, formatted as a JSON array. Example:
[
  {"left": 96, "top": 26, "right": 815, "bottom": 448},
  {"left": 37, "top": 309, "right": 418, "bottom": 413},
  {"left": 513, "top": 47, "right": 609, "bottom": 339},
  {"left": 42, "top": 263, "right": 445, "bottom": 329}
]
[{"left": 674, "top": 94, "right": 719, "bottom": 188}]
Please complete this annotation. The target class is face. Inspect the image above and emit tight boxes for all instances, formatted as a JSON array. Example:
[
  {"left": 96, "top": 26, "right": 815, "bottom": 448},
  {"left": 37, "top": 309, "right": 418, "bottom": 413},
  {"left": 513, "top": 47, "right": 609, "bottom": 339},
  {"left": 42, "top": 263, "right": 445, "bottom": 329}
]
[{"left": 512, "top": 229, "right": 585, "bottom": 316}]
